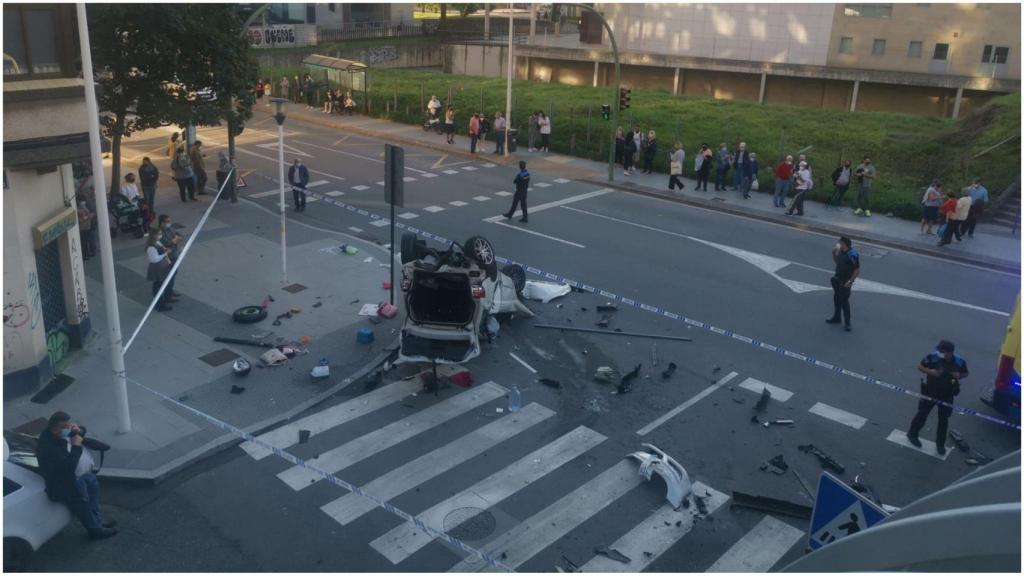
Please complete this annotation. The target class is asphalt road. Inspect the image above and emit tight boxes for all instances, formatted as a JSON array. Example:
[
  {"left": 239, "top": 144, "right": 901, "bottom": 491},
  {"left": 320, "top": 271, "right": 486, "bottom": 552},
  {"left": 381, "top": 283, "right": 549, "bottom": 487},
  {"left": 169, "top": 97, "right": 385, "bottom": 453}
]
[{"left": 31, "top": 117, "right": 1020, "bottom": 572}]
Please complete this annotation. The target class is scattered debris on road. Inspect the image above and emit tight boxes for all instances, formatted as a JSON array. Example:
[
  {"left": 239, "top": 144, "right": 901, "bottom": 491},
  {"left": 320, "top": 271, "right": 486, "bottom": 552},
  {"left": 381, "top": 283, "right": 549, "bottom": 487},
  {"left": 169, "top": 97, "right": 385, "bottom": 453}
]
[
  {"left": 762, "top": 419, "right": 795, "bottom": 429},
  {"left": 798, "top": 443, "right": 845, "bottom": 474},
  {"left": 949, "top": 429, "right": 970, "bottom": 452},
  {"left": 661, "top": 362, "right": 677, "bottom": 380},
  {"left": 522, "top": 280, "right": 571, "bottom": 303},
  {"left": 618, "top": 364, "right": 642, "bottom": 394},
  {"left": 593, "top": 546, "right": 631, "bottom": 564},
  {"left": 759, "top": 454, "right": 789, "bottom": 475},
  {"left": 298, "top": 429, "right": 311, "bottom": 444},
  {"left": 311, "top": 357, "right": 330, "bottom": 379},
  {"left": 533, "top": 324, "right": 693, "bottom": 342},
  {"left": 629, "top": 443, "right": 693, "bottom": 510},
  {"left": 754, "top": 387, "right": 771, "bottom": 412},
  {"left": 594, "top": 366, "right": 618, "bottom": 383},
  {"left": 651, "top": 343, "right": 658, "bottom": 367},
  {"left": 232, "top": 358, "right": 252, "bottom": 376},
  {"left": 791, "top": 468, "right": 816, "bottom": 503},
  {"left": 229, "top": 385, "right": 246, "bottom": 395},
  {"left": 538, "top": 377, "right": 562, "bottom": 389},
  {"left": 731, "top": 490, "right": 813, "bottom": 520},
  {"left": 596, "top": 303, "right": 618, "bottom": 312},
  {"left": 214, "top": 336, "right": 276, "bottom": 349}
]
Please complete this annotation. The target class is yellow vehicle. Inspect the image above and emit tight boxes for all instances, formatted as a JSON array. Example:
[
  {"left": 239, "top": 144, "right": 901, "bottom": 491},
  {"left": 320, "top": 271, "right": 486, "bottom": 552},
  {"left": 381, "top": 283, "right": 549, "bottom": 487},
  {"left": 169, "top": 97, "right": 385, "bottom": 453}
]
[{"left": 983, "top": 294, "right": 1020, "bottom": 424}]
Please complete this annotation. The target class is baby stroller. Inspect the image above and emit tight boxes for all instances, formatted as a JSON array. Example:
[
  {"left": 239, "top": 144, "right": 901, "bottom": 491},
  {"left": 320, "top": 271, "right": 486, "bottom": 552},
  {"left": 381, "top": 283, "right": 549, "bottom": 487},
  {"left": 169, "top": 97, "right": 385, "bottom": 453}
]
[{"left": 108, "top": 194, "right": 145, "bottom": 238}]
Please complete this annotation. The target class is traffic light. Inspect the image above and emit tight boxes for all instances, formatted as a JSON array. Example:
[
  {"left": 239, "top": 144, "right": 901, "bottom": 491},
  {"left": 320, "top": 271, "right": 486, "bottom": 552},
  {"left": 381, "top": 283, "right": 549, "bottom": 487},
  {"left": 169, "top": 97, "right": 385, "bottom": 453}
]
[
  {"left": 601, "top": 104, "right": 610, "bottom": 120},
  {"left": 618, "top": 88, "right": 631, "bottom": 111}
]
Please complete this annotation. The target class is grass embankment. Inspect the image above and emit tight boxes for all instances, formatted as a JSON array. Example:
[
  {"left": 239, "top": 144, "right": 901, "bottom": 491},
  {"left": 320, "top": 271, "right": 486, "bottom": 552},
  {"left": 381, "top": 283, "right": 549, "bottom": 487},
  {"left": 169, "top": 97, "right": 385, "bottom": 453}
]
[{"left": 258, "top": 63, "right": 1021, "bottom": 219}]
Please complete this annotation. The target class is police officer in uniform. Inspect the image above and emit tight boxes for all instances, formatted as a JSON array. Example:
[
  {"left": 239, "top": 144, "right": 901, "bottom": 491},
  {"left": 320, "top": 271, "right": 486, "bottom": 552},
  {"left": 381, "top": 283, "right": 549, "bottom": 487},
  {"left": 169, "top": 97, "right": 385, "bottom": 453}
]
[
  {"left": 907, "top": 340, "right": 968, "bottom": 455},
  {"left": 826, "top": 236, "right": 859, "bottom": 331}
]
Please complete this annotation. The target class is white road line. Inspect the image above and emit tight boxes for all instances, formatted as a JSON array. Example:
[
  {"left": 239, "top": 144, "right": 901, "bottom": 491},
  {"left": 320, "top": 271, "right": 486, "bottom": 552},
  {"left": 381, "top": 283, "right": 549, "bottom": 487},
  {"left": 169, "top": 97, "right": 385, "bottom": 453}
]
[
  {"left": 277, "top": 382, "right": 507, "bottom": 490},
  {"left": 422, "top": 173, "right": 439, "bottom": 178},
  {"left": 376, "top": 181, "right": 385, "bottom": 186},
  {"left": 449, "top": 200, "right": 469, "bottom": 207},
  {"left": 488, "top": 220, "right": 586, "bottom": 249},
  {"left": 403, "top": 176, "right": 417, "bottom": 182},
  {"left": 321, "top": 403, "right": 555, "bottom": 527},
  {"left": 886, "top": 429, "right": 951, "bottom": 461},
  {"left": 809, "top": 402, "right": 868, "bottom": 430},
  {"left": 443, "top": 169, "right": 460, "bottom": 175},
  {"left": 352, "top": 185, "right": 370, "bottom": 191},
  {"left": 423, "top": 205, "right": 446, "bottom": 213},
  {"left": 306, "top": 180, "right": 329, "bottom": 188},
  {"left": 481, "top": 163, "right": 496, "bottom": 168},
  {"left": 508, "top": 352, "right": 537, "bottom": 374},
  {"left": 637, "top": 372, "right": 738, "bottom": 436},
  {"left": 397, "top": 212, "right": 419, "bottom": 220},
  {"left": 240, "top": 379, "right": 421, "bottom": 460},
  {"left": 229, "top": 145, "right": 344, "bottom": 181},
  {"left": 371, "top": 426, "right": 606, "bottom": 564},
  {"left": 483, "top": 188, "right": 615, "bottom": 224},
  {"left": 705, "top": 515, "right": 804, "bottom": 572},
  {"left": 448, "top": 459, "right": 644, "bottom": 573},
  {"left": 325, "top": 191, "right": 345, "bottom": 197},
  {"left": 248, "top": 190, "right": 280, "bottom": 199},
  {"left": 494, "top": 191, "right": 512, "bottom": 197},
  {"left": 737, "top": 377, "right": 793, "bottom": 402},
  {"left": 554, "top": 178, "right": 571, "bottom": 183},
  {"left": 473, "top": 195, "right": 491, "bottom": 202},
  {"left": 289, "top": 138, "right": 429, "bottom": 174},
  {"left": 534, "top": 182, "right": 551, "bottom": 188},
  {"left": 306, "top": 197, "right": 320, "bottom": 203},
  {"left": 579, "top": 482, "right": 730, "bottom": 572},
  {"left": 348, "top": 226, "right": 363, "bottom": 233},
  {"left": 462, "top": 166, "right": 478, "bottom": 171},
  {"left": 370, "top": 219, "right": 390, "bottom": 227}
]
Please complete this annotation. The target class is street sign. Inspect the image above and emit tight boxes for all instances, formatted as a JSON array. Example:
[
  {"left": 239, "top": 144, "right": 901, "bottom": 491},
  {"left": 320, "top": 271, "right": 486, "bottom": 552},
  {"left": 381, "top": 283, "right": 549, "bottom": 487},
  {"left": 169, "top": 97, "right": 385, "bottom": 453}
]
[
  {"left": 384, "top": 144, "right": 404, "bottom": 208},
  {"left": 236, "top": 173, "right": 247, "bottom": 189},
  {"left": 808, "top": 472, "right": 888, "bottom": 551}
]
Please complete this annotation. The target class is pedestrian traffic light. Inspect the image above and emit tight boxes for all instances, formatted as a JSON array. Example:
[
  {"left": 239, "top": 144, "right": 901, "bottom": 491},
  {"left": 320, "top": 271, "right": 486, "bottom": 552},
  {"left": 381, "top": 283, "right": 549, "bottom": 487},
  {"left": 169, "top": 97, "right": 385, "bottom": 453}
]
[
  {"left": 601, "top": 104, "right": 610, "bottom": 120},
  {"left": 618, "top": 88, "right": 631, "bottom": 111}
]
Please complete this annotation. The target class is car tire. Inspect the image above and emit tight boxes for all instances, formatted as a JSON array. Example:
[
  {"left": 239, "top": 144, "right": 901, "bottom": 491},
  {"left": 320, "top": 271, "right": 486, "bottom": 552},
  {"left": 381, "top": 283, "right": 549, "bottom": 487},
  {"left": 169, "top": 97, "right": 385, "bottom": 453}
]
[
  {"left": 3, "top": 538, "right": 33, "bottom": 572},
  {"left": 400, "top": 233, "right": 419, "bottom": 264},
  {"left": 501, "top": 264, "right": 526, "bottom": 296},
  {"left": 463, "top": 235, "right": 498, "bottom": 280},
  {"left": 232, "top": 305, "right": 267, "bottom": 324}
]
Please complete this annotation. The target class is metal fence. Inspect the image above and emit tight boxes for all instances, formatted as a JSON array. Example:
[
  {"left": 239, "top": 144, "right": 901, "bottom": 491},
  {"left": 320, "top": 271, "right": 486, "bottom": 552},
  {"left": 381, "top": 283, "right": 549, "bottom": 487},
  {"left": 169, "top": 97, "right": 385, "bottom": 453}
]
[{"left": 317, "top": 20, "right": 438, "bottom": 43}]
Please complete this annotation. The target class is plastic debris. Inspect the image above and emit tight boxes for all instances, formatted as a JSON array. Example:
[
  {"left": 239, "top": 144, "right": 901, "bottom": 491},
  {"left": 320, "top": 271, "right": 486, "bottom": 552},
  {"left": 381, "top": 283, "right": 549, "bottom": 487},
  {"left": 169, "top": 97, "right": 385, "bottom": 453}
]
[
  {"left": 340, "top": 244, "right": 359, "bottom": 255},
  {"left": 732, "top": 397, "right": 745, "bottom": 404},
  {"left": 533, "top": 324, "right": 693, "bottom": 342},
  {"left": 378, "top": 302, "right": 398, "bottom": 319},
  {"left": 486, "top": 315, "right": 500, "bottom": 338},
  {"left": 593, "top": 546, "right": 631, "bottom": 564},
  {"left": 763, "top": 419, "right": 795, "bottom": 428},
  {"left": 731, "top": 490, "right": 813, "bottom": 520},
  {"left": 382, "top": 281, "right": 393, "bottom": 290},
  {"left": 762, "top": 454, "right": 789, "bottom": 475},
  {"left": 594, "top": 366, "right": 618, "bottom": 383},
  {"left": 260, "top": 348, "right": 289, "bottom": 366},
  {"left": 798, "top": 443, "right": 845, "bottom": 474},
  {"left": 949, "top": 429, "right": 970, "bottom": 452},
  {"left": 290, "top": 306, "right": 302, "bottom": 313},
  {"left": 311, "top": 357, "right": 330, "bottom": 379},
  {"left": 522, "top": 280, "right": 571, "bottom": 303},
  {"left": 358, "top": 303, "right": 380, "bottom": 317},
  {"left": 661, "top": 362, "right": 677, "bottom": 380},
  {"left": 312, "top": 301, "right": 323, "bottom": 308},
  {"left": 356, "top": 328, "right": 375, "bottom": 344},
  {"left": 596, "top": 303, "right": 618, "bottom": 312},
  {"left": 629, "top": 443, "right": 692, "bottom": 510},
  {"left": 232, "top": 358, "right": 252, "bottom": 376},
  {"left": 618, "top": 364, "right": 642, "bottom": 394},
  {"left": 595, "top": 314, "right": 612, "bottom": 328}
]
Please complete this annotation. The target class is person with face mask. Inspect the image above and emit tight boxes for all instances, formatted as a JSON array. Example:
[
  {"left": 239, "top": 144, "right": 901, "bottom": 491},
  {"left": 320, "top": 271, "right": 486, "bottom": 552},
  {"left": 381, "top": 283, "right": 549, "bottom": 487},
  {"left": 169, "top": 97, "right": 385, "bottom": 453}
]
[
  {"left": 907, "top": 340, "right": 969, "bottom": 455},
  {"left": 826, "top": 236, "right": 859, "bottom": 331}
]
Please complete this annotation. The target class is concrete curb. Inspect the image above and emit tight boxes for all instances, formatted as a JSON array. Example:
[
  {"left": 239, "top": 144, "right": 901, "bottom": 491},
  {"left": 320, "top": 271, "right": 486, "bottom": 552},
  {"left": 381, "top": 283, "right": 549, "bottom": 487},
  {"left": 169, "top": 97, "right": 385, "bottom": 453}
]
[{"left": 98, "top": 342, "right": 397, "bottom": 484}]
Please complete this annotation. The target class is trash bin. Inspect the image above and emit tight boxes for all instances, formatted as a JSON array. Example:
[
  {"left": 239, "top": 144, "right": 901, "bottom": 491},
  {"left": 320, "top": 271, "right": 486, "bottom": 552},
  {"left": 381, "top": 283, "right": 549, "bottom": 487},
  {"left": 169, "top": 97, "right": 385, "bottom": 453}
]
[{"left": 508, "top": 128, "right": 518, "bottom": 153}]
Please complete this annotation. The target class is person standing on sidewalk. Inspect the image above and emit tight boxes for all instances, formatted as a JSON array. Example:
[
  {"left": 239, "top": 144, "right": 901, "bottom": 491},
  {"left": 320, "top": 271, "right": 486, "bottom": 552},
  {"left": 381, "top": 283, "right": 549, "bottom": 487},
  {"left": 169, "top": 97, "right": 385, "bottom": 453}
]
[
  {"left": 255, "top": 79, "right": 264, "bottom": 103},
  {"left": 937, "top": 192, "right": 961, "bottom": 245},
  {"left": 138, "top": 157, "right": 159, "bottom": 212},
  {"left": 279, "top": 75, "right": 290, "bottom": 99},
  {"left": 119, "top": 173, "right": 140, "bottom": 205},
  {"left": 288, "top": 158, "right": 309, "bottom": 212},
  {"left": 732, "top": 142, "right": 749, "bottom": 192},
  {"left": 907, "top": 340, "right": 968, "bottom": 455},
  {"left": 36, "top": 412, "right": 118, "bottom": 540},
  {"left": 642, "top": 130, "right": 658, "bottom": 174},
  {"left": 493, "top": 112, "right": 506, "bottom": 155},
  {"left": 538, "top": 112, "right": 551, "bottom": 153},
  {"left": 146, "top": 226, "right": 174, "bottom": 312},
  {"left": 668, "top": 142, "right": 686, "bottom": 191},
  {"left": 853, "top": 156, "right": 876, "bottom": 216},
  {"left": 215, "top": 151, "right": 236, "bottom": 202},
  {"left": 828, "top": 160, "right": 852, "bottom": 210},
  {"left": 445, "top": 106, "right": 456, "bottom": 145},
  {"left": 631, "top": 126, "right": 643, "bottom": 171},
  {"left": 695, "top": 143, "right": 712, "bottom": 191},
  {"left": 623, "top": 134, "right": 637, "bottom": 175},
  {"left": 741, "top": 152, "right": 758, "bottom": 199},
  {"left": 190, "top": 140, "right": 208, "bottom": 195},
  {"left": 614, "top": 127, "right": 625, "bottom": 170},
  {"left": 963, "top": 177, "right": 989, "bottom": 238},
  {"left": 304, "top": 75, "right": 315, "bottom": 109},
  {"left": 527, "top": 111, "right": 539, "bottom": 152},
  {"left": 920, "top": 180, "right": 943, "bottom": 235},
  {"left": 787, "top": 161, "right": 812, "bottom": 216},
  {"left": 773, "top": 155, "right": 793, "bottom": 207},
  {"left": 171, "top": 147, "right": 196, "bottom": 202},
  {"left": 77, "top": 200, "right": 96, "bottom": 260},
  {"left": 826, "top": 236, "right": 859, "bottom": 331},
  {"left": 713, "top": 142, "right": 731, "bottom": 192},
  {"left": 158, "top": 214, "right": 182, "bottom": 302},
  {"left": 503, "top": 161, "right": 530, "bottom": 223},
  {"left": 263, "top": 80, "right": 272, "bottom": 105},
  {"left": 167, "top": 132, "right": 180, "bottom": 158},
  {"left": 292, "top": 74, "right": 300, "bottom": 101},
  {"left": 468, "top": 113, "right": 481, "bottom": 154}
]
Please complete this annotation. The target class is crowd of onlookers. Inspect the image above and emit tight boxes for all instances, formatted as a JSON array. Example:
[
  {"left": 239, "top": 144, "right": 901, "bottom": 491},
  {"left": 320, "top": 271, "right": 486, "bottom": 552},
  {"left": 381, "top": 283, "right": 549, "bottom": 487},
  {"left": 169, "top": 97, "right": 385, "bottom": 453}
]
[{"left": 255, "top": 75, "right": 357, "bottom": 114}]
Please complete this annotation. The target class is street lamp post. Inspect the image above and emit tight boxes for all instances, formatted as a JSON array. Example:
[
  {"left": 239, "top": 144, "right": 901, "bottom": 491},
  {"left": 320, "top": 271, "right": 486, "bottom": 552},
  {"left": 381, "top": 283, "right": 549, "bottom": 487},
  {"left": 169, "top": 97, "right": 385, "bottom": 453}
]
[
  {"left": 504, "top": 2, "right": 513, "bottom": 158},
  {"left": 577, "top": 5, "right": 620, "bottom": 183},
  {"left": 272, "top": 98, "right": 288, "bottom": 284}
]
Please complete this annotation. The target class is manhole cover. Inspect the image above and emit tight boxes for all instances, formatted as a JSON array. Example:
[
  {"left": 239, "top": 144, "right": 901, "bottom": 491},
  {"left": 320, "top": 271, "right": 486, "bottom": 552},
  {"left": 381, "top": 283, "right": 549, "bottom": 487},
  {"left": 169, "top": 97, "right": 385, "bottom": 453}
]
[
  {"left": 282, "top": 283, "right": 307, "bottom": 293},
  {"left": 443, "top": 507, "right": 496, "bottom": 541},
  {"left": 198, "top": 348, "right": 240, "bottom": 367}
]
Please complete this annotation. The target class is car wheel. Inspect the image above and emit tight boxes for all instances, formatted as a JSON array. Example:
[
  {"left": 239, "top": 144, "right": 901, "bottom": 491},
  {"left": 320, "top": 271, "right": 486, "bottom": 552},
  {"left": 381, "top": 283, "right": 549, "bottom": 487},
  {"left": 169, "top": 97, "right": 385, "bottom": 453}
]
[
  {"left": 464, "top": 235, "right": 498, "bottom": 280},
  {"left": 501, "top": 264, "right": 526, "bottom": 296},
  {"left": 400, "top": 233, "right": 419, "bottom": 264},
  {"left": 232, "top": 305, "right": 267, "bottom": 324},
  {"left": 3, "top": 538, "right": 33, "bottom": 572}
]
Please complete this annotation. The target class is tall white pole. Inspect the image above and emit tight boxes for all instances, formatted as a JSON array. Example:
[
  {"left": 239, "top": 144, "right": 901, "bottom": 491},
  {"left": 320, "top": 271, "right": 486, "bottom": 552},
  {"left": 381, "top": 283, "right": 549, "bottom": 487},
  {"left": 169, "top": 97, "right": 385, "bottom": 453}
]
[
  {"left": 504, "top": 2, "right": 513, "bottom": 158},
  {"left": 278, "top": 121, "right": 287, "bottom": 284},
  {"left": 76, "top": 3, "right": 131, "bottom": 433}
]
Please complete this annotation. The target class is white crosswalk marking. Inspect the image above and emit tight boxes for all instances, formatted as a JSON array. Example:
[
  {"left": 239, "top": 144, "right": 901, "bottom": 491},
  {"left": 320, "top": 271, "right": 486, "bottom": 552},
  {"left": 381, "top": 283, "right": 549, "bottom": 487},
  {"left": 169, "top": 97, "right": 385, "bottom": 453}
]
[
  {"left": 376, "top": 181, "right": 385, "bottom": 186},
  {"left": 423, "top": 205, "right": 445, "bottom": 213},
  {"left": 397, "top": 212, "right": 419, "bottom": 220},
  {"left": 705, "top": 515, "right": 804, "bottom": 572},
  {"left": 348, "top": 226, "right": 363, "bottom": 233},
  {"left": 472, "top": 196, "right": 491, "bottom": 202},
  {"left": 370, "top": 219, "right": 390, "bottom": 227},
  {"left": 809, "top": 402, "right": 867, "bottom": 430},
  {"left": 449, "top": 459, "right": 644, "bottom": 572},
  {"left": 371, "top": 425, "right": 606, "bottom": 564},
  {"left": 494, "top": 191, "right": 512, "bottom": 197},
  {"left": 886, "top": 429, "right": 951, "bottom": 461},
  {"left": 403, "top": 176, "right": 417, "bottom": 182},
  {"left": 554, "top": 178, "right": 571, "bottom": 184},
  {"left": 449, "top": 200, "right": 469, "bottom": 207},
  {"left": 579, "top": 482, "right": 730, "bottom": 572},
  {"left": 322, "top": 403, "right": 555, "bottom": 527},
  {"left": 306, "top": 196, "right": 320, "bottom": 203},
  {"left": 481, "top": 163, "right": 496, "bottom": 168},
  {"left": 737, "top": 377, "right": 793, "bottom": 402},
  {"left": 248, "top": 190, "right": 279, "bottom": 199},
  {"left": 325, "top": 191, "right": 345, "bottom": 197},
  {"left": 443, "top": 169, "right": 460, "bottom": 175},
  {"left": 307, "top": 180, "right": 329, "bottom": 187},
  {"left": 534, "top": 182, "right": 551, "bottom": 188},
  {"left": 421, "top": 173, "right": 438, "bottom": 178},
  {"left": 240, "top": 379, "right": 422, "bottom": 461},
  {"left": 462, "top": 166, "right": 478, "bottom": 171},
  {"left": 352, "top": 185, "right": 370, "bottom": 191},
  {"left": 277, "top": 383, "right": 507, "bottom": 490}
]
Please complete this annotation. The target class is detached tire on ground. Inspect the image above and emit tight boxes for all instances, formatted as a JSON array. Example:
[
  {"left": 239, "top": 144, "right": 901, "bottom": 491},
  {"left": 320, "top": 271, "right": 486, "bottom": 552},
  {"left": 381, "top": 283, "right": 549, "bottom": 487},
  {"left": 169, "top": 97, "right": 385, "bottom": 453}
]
[
  {"left": 463, "top": 235, "right": 498, "bottom": 280},
  {"left": 232, "top": 305, "right": 267, "bottom": 324},
  {"left": 501, "top": 264, "right": 526, "bottom": 296},
  {"left": 400, "top": 233, "right": 419, "bottom": 264}
]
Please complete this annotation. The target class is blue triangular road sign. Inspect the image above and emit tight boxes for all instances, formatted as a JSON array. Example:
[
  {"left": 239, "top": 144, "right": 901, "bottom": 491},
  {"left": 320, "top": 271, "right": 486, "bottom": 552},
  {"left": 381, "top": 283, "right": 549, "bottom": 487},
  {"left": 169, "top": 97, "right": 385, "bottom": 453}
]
[{"left": 808, "top": 472, "right": 889, "bottom": 550}]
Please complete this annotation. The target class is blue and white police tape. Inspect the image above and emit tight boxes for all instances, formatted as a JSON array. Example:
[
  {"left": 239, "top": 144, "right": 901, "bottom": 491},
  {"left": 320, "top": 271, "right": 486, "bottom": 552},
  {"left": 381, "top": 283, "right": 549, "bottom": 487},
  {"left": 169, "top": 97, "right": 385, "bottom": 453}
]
[
  {"left": 277, "top": 178, "right": 1021, "bottom": 432},
  {"left": 127, "top": 377, "right": 516, "bottom": 572}
]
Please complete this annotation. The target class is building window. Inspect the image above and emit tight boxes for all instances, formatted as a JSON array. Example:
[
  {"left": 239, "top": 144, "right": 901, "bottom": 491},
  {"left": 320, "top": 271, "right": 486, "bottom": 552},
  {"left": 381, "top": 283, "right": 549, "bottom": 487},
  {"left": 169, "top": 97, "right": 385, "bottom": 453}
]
[
  {"left": 872, "top": 38, "right": 886, "bottom": 56},
  {"left": 908, "top": 41, "right": 922, "bottom": 58},
  {"left": 3, "top": 5, "right": 75, "bottom": 78},
  {"left": 982, "top": 45, "right": 1010, "bottom": 64},
  {"left": 844, "top": 4, "right": 893, "bottom": 18},
  {"left": 839, "top": 37, "right": 854, "bottom": 54},
  {"left": 328, "top": 3, "right": 336, "bottom": 12},
  {"left": 933, "top": 43, "right": 949, "bottom": 60}
]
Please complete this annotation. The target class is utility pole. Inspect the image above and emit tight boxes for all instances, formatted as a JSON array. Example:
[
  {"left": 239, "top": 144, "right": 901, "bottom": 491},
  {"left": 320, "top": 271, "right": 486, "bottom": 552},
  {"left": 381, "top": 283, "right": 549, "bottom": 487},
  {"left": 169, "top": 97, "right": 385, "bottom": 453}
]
[
  {"left": 76, "top": 3, "right": 131, "bottom": 433},
  {"left": 504, "top": 2, "right": 513, "bottom": 158},
  {"left": 272, "top": 98, "right": 288, "bottom": 284},
  {"left": 228, "top": 4, "right": 271, "bottom": 167},
  {"left": 578, "top": 5, "right": 620, "bottom": 182}
]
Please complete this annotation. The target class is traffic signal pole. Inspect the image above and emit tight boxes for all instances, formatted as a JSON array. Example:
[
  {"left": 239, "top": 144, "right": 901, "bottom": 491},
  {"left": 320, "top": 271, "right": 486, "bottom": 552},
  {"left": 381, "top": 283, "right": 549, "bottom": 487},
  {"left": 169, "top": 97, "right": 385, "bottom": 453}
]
[{"left": 578, "top": 5, "right": 620, "bottom": 183}]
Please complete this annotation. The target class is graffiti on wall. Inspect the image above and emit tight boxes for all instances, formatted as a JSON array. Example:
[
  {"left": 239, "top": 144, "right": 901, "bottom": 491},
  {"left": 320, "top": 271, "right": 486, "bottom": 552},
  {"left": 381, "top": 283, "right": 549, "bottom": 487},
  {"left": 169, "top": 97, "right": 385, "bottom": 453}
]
[
  {"left": 27, "top": 271, "right": 41, "bottom": 330},
  {"left": 46, "top": 327, "right": 69, "bottom": 366},
  {"left": 69, "top": 236, "right": 89, "bottom": 322},
  {"left": 360, "top": 45, "right": 398, "bottom": 65},
  {"left": 3, "top": 300, "right": 31, "bottom": 329}
]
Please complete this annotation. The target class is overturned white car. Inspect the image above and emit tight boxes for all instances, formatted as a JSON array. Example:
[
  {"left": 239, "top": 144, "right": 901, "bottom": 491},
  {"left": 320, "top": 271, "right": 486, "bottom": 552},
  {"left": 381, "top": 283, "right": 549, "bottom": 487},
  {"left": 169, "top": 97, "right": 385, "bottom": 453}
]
[{"left": 397, "top": 233, "right": 532, "bottom": 365}]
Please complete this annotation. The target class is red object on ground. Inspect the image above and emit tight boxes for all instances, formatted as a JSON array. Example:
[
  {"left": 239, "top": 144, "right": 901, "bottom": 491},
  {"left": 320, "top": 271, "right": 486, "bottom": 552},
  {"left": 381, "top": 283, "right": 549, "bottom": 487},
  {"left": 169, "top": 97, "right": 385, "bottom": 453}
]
[
  {"left": 450, "top": 370, "right": 473, "bottom": 388},
  {"left": 378, "top": 302, "right": 398, "bottom": 319},
  {"left": 382, "top": 281, "right": 393, "bottom": 290}
]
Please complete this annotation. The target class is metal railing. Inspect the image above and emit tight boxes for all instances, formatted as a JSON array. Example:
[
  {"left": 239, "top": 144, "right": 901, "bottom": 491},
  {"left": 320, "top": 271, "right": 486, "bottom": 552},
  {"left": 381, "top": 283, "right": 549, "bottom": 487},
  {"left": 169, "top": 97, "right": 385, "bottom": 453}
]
[{"left": 317, "top": 20, "right": 438, "bottom": 43}]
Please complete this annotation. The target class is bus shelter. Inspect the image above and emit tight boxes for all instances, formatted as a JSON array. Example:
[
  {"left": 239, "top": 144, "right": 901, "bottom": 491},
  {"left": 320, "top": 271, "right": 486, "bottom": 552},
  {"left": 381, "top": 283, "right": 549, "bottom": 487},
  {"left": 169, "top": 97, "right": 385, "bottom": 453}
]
[{"left": 302, "top": 54, "right": 368, "bottom": 112}]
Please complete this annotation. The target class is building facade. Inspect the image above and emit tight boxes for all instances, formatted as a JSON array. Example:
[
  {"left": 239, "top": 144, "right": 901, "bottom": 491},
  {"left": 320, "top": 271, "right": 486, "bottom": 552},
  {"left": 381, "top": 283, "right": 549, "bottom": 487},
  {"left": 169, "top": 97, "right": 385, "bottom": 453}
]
[{"left": 3, "top": 3, "right": 92, "bottom": 397}]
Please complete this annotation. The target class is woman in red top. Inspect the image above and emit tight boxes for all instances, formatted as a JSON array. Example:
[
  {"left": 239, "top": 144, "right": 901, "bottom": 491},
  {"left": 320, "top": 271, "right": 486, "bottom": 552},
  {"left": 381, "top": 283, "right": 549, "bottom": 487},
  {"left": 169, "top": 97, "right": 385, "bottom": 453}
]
[
  {"left": 773, "top": 155, "right": 794, "bottom": 208},
  {"left": 937, "top": 193, "right": 960, "bottom": 246}
]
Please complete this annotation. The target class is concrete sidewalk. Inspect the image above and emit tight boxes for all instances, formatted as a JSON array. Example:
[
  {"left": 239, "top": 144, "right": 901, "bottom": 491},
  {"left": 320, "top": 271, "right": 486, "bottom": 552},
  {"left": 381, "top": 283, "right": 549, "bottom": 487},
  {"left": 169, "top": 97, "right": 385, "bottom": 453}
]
[
  {"left": 269, "top": 105, "right": 1020, "bottom": 273},
  {"left": 3, "top": 164, "right": 401, "bottom": 482}
]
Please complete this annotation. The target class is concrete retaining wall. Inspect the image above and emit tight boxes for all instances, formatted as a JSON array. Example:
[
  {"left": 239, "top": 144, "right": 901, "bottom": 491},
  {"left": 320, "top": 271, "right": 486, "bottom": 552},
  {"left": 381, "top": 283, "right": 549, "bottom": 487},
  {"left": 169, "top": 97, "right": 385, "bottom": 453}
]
[{"left": 257, "top": 42, "right": 443, "bottom": 70}]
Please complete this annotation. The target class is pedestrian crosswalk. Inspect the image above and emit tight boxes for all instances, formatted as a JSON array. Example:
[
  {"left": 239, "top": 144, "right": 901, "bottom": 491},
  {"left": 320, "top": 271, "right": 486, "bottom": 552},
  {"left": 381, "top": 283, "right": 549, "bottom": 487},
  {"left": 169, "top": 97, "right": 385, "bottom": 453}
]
[{"left": 240, "top": 376, "right": 816, "bottom": 572}]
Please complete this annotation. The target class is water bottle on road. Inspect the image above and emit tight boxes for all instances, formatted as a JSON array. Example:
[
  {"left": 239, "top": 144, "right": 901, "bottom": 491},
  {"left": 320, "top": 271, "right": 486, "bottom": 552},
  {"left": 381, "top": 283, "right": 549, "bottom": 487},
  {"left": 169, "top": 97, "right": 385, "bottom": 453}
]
[{"left": 508, "top": 385, "right": 521, "bottom": 413}]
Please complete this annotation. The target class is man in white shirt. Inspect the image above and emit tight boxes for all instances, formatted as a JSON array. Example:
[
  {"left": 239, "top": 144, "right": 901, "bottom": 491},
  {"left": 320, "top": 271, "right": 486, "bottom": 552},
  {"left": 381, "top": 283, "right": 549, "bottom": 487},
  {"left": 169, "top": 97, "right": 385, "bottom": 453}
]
[
  {"left": 120, "top": 173, "right": 140, "bottom": 204},
  {"left": 787, "top": 161, "right": 812, "bottom": 216}
]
